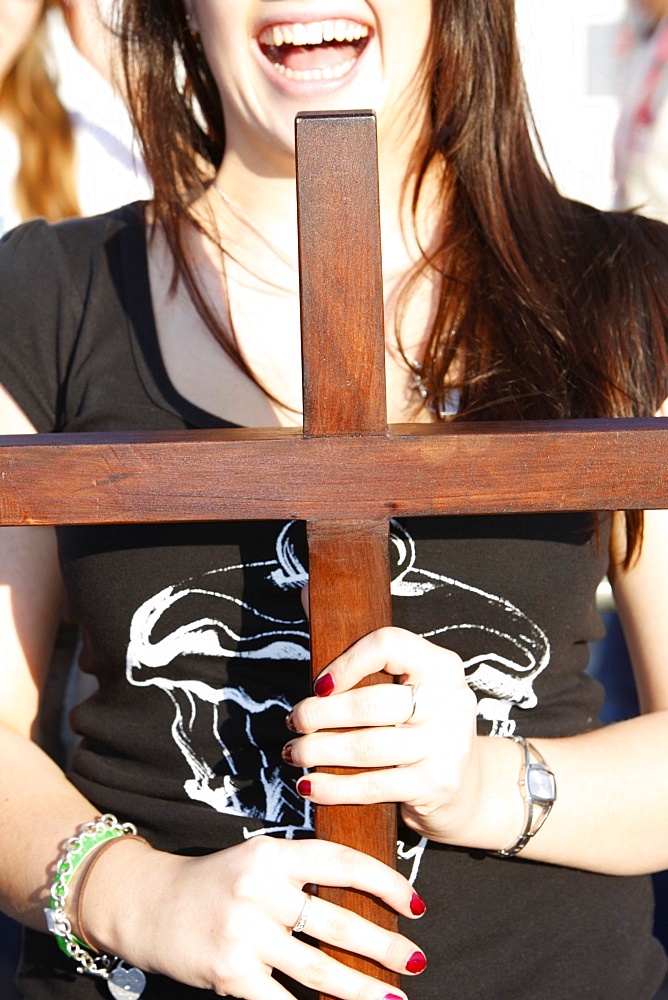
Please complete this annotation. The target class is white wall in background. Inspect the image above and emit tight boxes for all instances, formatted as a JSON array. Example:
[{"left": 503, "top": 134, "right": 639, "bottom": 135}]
[{"left": 516, "top": 0, "right": 628, "bottom": 208}]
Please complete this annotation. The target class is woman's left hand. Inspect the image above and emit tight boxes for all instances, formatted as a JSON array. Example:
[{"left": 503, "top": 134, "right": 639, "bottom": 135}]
[{"left": 285, "top": 627, "right": 482, "bottom": 843}]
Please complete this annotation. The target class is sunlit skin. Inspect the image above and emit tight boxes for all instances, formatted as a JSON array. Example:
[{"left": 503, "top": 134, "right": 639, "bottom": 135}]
[
  {"left": 156, "top": 1, "right": 443, "bottom": 433},
  {"left": 0, "top": 0, "right": 42, "bottom": 89},
  {"left": 190, "top": 0, "right": 433, "bottom": 177}
]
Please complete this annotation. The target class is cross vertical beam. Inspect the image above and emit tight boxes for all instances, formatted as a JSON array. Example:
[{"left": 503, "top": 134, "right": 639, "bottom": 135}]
[{"left": 296, "top": 110, "right": 399, "bottom": 994}]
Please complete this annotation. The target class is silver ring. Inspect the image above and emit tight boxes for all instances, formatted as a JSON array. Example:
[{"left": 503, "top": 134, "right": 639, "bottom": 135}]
[
  {"left": 292, "top": 893, "right": 312, "bottom": 934},
  {"left": 403, "top": 683, "right": 420, "bottom": 725}
]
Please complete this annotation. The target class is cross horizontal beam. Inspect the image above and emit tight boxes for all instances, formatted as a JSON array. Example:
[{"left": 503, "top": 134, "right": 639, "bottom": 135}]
[{"left": 0, "top": 418, "right": 665, "bottom": 525}]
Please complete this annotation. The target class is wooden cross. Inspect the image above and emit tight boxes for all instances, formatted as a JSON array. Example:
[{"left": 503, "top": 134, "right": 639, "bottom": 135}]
[{"left": 1, "top": 112, "right": 668, "bottom": 1000}]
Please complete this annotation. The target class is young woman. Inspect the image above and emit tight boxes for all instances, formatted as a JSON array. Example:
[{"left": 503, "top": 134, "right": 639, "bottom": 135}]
[{"left": 1, "top": 2, "right": 668, "bottom": 998}]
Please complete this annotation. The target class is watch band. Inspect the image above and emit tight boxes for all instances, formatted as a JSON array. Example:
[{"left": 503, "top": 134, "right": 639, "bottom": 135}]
[{"left": 496, "top": 735, "right": 557, "bottom": 858}]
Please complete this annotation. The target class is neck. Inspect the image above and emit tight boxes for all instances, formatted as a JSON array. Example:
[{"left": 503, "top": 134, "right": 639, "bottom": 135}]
[
  {"left": 218, "top": 158, "right": 299, "bottom": 250},
  {"left": 203, "top": 134, "right": 440, "bottom": 283}
]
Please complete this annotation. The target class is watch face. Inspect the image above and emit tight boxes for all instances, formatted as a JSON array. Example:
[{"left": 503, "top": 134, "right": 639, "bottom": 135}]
[{"left": 527, "top": 763, "right": 556, "bottom": 804}]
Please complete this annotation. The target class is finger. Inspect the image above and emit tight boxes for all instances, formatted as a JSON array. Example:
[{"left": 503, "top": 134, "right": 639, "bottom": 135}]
[
  {"left": 281, "top": 840, "right": 423, "bottom": 921},
  {"left": 291, "top": 670, "right": 455, "bottom": 735},
  {"left": 295, "top": 765, "right": 434, "bottom": 807},
  {"left": 285, "top": 725, "right": 427, "bottom": 770},
  {"left": 286, "top": 891, "right": 424, "bottom": 973},
  {"left": 310, "top": 626, "right": 463, "bottom": 697},
  {"left": 272, "top": 932, "right": 421, "bottom": 1000},
  {"left": 218, "top": 967, "right": 300, "bottom": 1000},
  {"left": 290, "top": 682, "right": 409, "bottom": 734}
]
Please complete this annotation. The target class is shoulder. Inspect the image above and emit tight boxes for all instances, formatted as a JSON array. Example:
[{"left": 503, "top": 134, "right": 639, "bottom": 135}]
[
  {"left": 0, "top": 201, "right": 146, "bottom": 281},
  {"left": 561, "top": 202, "right": 668, "bottom": 412},
  {"left": 564, "top": 200, "right": 668, "bottom": 275},
  {"left": 555, "top": 200, "right": 668, "bottom": 316},
  {"left": 0, "top": 201, "right": 147, "bottom": 327},
  {"left": 0, "top": 201, "right": 145, "bottom": 246},
  {"left": 0, "top": 203, "right": 149, "bottom": 432}
]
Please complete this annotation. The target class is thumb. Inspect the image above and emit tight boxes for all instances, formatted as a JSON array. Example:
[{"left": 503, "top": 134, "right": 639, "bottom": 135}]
[{"left": 300, "top": 583, "right": 310, "bottom": 619}]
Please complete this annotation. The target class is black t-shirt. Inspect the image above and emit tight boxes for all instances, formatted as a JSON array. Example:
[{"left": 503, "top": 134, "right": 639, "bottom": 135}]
[{"left": 0, "top": 207, "right": 665, "bottom": 999}]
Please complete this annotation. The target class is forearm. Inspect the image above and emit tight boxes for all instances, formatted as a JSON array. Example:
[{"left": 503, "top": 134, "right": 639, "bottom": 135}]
[
  {"left": 0, "top": 720, "right": 101, "bottom": 930},
  {"left": 407, "top": 710, "right": 668, "bottom": 876}
]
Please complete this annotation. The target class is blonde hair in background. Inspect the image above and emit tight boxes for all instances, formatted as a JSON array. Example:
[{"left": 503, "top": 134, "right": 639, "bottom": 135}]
[{"left": 0, "top": 0, "right": 79, "bottom": 222}]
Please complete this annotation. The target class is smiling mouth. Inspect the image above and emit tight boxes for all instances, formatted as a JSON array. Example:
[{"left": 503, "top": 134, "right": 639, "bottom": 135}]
[{"left": 257, "top": 19, "right": 371, "bottom": 82}]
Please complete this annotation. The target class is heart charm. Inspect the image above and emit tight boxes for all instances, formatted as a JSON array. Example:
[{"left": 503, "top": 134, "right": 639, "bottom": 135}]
[{"left": 107, "top": 962, "right": 147, "bottom": 1000}]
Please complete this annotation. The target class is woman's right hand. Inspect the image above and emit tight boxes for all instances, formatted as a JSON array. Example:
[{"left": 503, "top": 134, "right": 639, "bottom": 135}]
[{"left": 79, "top": 833, "right": 426, "bottom": 1000}]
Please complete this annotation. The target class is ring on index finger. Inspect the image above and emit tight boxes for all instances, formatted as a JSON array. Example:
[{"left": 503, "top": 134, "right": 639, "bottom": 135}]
[
  {"left": 400, "top": 683, "right": 421, "bottom": 725},
  {"left": 292, "top": 892, "right": 313, "bottom": 935}
]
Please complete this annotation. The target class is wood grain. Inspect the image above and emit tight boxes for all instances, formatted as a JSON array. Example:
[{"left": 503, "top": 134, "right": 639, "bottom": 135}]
[
  {"left": 297, "top": 111, "right": 398, "bottom": 995},
  {"left": 0, "top": 419, "right": 666, "bottom": 525}
]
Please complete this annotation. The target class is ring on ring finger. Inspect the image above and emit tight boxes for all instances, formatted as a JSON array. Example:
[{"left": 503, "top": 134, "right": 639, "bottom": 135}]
[
  {"left": 292, "top": 892, "right": 313, "bottom": 935},
  {"left": 399, "top": 683, "right": 421, "bottom": 725}
]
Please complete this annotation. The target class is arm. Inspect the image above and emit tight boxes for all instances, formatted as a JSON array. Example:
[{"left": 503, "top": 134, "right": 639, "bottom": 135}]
[
  {"left": 0, "top": 384, "right": 424, "bottom": 1000},
  {"left": 287, "top": 510, "right": 668, "bottom": 877},
  {"left": 0, "top": 383, "right": 97, "bottom": 929}
]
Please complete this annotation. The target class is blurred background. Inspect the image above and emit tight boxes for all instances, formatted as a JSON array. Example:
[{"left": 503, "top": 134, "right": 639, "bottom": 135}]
[
  {"left": 517, "top": 0, "right": 627, "bottom": 210},
  {"left": 2, "top": 1, "right": 667, "bottom": 997}
]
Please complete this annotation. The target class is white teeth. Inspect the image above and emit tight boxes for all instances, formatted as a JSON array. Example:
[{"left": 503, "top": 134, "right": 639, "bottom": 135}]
[
  {"left": 290, "top": 23, "right": 307, "bottom": 45},
  {"left": 333, "top": 19, "right": 347, "bottom": 42},
  {"left": 305, "top": 22, "right": 323, "bottom": 45},
  {"left": 258, "top": 17, "right": 370, "bottom": 83},
  {"left": 258, "top": 19, "right": 369, "bottom": 48},
  {"left": 272, "top": 56, "right": 357, "bottom": 82}
]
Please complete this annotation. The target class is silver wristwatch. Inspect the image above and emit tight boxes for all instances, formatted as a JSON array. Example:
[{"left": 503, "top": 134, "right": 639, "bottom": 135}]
[{"left": 496, "top": 735, "right": 557, "bottom": 858}]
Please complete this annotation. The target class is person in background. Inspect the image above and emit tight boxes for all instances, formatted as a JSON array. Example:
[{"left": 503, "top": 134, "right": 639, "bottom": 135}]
[
  {"left": 614, "top": 0, "right": 668, "bottom": 220},
  {"left": 53, "top": 0, "right": 150, "bottom": 215},
  {"left": 0, "top": 0, "right": 150, "bottom": 237},
  {"left": 0, "top": 0, "right": 78, "bottom": 235}
]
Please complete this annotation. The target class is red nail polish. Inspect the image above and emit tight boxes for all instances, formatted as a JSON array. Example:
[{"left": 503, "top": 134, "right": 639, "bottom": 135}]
[
  {"left": 285, "top": 713, "right": 297, "bottom": 733},
  {"left": 313, "top": 673, "right": 334, "bottom": 697},
  {"left": 405, "top": 951, "right": 427, "bottom": 974},
  {"left": 383, "top": 995, "right": 404, "bottom": 1000},
  {"left": 282, "top": 743, "right": 294, "bottom": 765},
  {"left": 296, "top": 778, "right": 312, "bottom": 797},
  {"left": 410, "top": 892, "right": 427, "bottom": 917}
]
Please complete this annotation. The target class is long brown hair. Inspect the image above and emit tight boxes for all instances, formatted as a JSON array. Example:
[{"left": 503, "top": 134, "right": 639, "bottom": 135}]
[
  {"left": 0, "top": 0, "right": 79, "bottom": 222},
  {"left": 118, "top": 0, "right": 668, "bottom": 560}
]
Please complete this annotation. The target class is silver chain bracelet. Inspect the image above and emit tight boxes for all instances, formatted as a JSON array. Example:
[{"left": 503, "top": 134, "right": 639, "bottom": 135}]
[{"left": 45, "top": 814, "right": 147, "bottom": 999}]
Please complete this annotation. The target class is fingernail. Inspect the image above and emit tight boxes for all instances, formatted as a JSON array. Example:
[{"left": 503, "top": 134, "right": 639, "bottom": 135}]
[
  {"left": 405, "top": 951, "right": 427, "bottom": 974},
  {"left": 296, "top": 778, "right": 312, "bottom": 797},
  {"left": 313, "top": 672, "right": 334, "bottom": 697},
  {"left": 285, "top": 713, "right": 297, "bottom": 733},
  {"left": 410, "top": 892, "right": 427, "bottom": 917},
  {"left": 383, "top": 994, "right": 404, "bottom": 1000},
  {"left": 282, "top": 743, "right": 294, "bottom": 765}
]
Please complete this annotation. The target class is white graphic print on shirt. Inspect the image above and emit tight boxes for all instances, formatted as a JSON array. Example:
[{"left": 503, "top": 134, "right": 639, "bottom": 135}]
[
  {"left": 389, "top": 521, "right": 551, "bottom": 737},
  {"left": 125, "top": 520, "right": 551, "bottom": 855}
]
